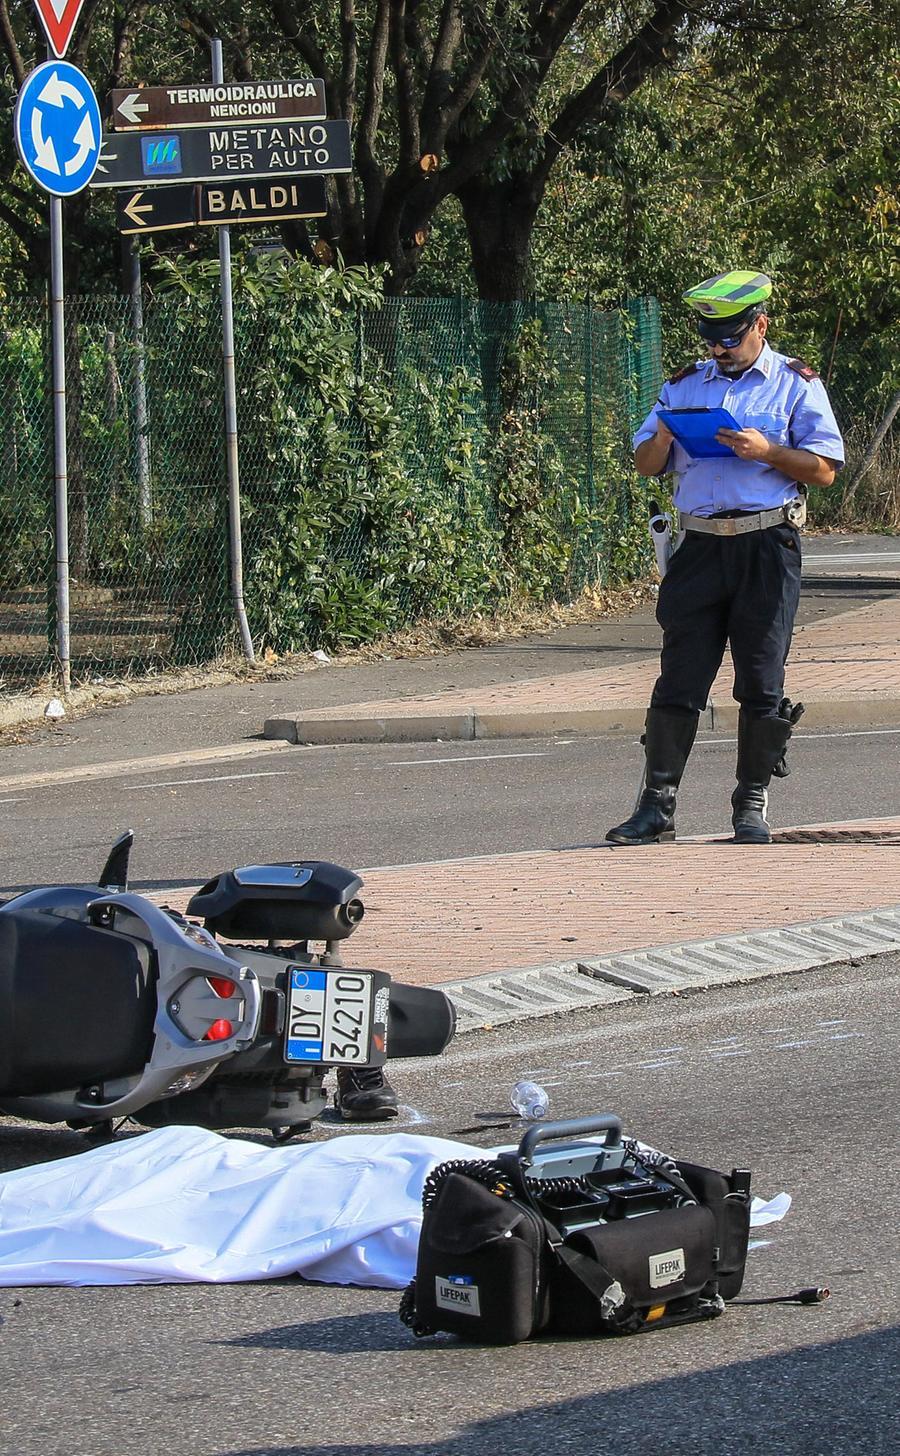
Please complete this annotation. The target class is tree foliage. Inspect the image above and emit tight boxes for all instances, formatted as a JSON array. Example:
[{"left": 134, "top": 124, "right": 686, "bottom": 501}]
[{"left": 0, "top": 0, "right": 893, "bottom": 309}]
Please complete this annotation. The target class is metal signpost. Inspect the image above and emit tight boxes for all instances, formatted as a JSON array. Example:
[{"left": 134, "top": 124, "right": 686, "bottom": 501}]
[
  {"left": 210, "top": 37, "right": 253, "bottom": 663},
  {"left": 91, "top": 118, "right": 351, "bottom": 189},
  {"left": 14, "top": 46, "right": 102, "bottom": 691}
]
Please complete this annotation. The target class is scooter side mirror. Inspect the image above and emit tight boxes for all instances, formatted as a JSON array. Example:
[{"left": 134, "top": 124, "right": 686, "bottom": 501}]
[{"left": 98, "top": 830, "right": 134, "bottom": 891}]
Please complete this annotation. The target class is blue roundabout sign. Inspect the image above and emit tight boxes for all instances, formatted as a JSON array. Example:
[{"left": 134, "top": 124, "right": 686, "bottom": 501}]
[{"left": 14, "top": 60, "right": 101, "bottom": 196}]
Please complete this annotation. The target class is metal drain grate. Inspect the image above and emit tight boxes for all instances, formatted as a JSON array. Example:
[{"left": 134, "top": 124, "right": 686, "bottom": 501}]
[
  {"left": 771, "top": 829, "right": 900, "bottom": 845},
  {"left": 440, "top": 905, "right": 900, "bottom": 1032}
]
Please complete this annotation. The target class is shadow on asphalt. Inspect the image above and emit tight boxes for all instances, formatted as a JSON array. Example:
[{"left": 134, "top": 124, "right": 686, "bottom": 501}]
[
  {"left": 222, "top": 1324, "right": 900, "bottom": 1454},
  {"left": 222, "top": 1310, "right": 410, "bottom": 1355},
  {"left": 801, "top": 574, "right": 900, "bottom": 592},
  {"left": 0, "top": 879, "right": 201, "bottom": 897}
]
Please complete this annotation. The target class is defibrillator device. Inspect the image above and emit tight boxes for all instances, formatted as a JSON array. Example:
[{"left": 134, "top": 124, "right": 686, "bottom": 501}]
[{"left": 400, "top": 1114, "right": 753, "bottom": 1345}]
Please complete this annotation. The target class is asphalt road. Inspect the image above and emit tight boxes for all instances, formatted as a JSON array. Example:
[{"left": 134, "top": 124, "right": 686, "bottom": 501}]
[
  {"left": 1, "top": 955, "right": 898, "bottom": 1456},
  {"left": 2, "top": 532, "right": 899, "bottom": 891},
  {"left": 1, "top": 722, "right": 899, "bottom": 894}
]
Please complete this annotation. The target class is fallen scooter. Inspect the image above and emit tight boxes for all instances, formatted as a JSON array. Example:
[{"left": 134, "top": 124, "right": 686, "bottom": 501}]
[{"left": 0, "top": 832, "right": 455, "bottom": 1141}]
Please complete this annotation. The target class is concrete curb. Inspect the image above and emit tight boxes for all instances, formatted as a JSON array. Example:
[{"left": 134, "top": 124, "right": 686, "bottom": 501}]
[{"left": 264, "top": 695, "right": 900, "bottom": 745}]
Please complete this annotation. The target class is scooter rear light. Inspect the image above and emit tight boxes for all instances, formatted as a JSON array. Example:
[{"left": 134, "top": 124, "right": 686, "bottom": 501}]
[
  {"left": 207, "top": 975, "right": 237, "bottom": 998},
  {"left": 204, "top": 1018, "right": 234, "bottom": 1042}
]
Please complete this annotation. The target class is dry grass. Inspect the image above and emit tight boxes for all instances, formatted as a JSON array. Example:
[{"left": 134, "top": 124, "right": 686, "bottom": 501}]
[
  {"left": 0, "top": 579, "right": 656, "bottom": 744},
  {"left": 812, "top": 420, "right": 900, "bottom": 532}
]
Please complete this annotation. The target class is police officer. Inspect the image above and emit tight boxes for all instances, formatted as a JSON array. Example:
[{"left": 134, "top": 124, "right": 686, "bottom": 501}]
[{"left": 607, "top": 270, "right": 845, "bottom": 846}]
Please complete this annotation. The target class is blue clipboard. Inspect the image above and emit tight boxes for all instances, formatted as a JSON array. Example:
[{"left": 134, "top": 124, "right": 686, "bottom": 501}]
[{"left": 657, "top": 407, "right": 742, "bottom": 459}]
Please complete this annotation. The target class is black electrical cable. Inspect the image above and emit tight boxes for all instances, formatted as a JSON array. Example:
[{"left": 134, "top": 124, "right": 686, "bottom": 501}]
[{"left": 734, "top": 1287, "right": 830, "bottom": 1305}]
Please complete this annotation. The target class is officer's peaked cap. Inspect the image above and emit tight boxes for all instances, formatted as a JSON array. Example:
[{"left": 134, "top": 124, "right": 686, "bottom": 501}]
[{"left": 683, "top": 270, "right": 772, "bottom": 340}]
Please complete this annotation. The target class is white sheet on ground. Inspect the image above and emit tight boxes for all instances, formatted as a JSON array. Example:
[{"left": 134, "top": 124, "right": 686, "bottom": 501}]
[{"left": 0, "top": 1126, "right": 790, "bottom": 1288}]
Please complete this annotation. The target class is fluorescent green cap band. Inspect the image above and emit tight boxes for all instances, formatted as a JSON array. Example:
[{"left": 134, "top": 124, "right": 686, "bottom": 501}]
[{"left": 683, "top": 270, "right": 772, "bottom": 319}]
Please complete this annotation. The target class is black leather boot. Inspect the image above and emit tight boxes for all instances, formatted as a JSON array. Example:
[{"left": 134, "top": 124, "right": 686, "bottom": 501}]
[
  {"left": 334, "top": 1065, "right": 399, "bottom": 1121},
  {"left": 606, "top": 707, "right": 700, "bottom": 845},
  {"left": 731, "top": 708, "right": 796, "bottom": 845}
]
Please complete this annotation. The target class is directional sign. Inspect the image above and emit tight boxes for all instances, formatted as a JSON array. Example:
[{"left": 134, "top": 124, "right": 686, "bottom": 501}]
[
  {"left": 91, "top": 119, "right": 351, "bottom": 189},
  {"left": 116, "top": 175, "right": 328, "bottom": 234},
  {"left": 198, "top": 176, "right": 328, "bottom": 226},
  {"left": 115, "top": 183, "right": 197, "bottom": 235},
  {"left": 14, "top": 60, "right": 101, "bottom": 195},
  {"left": 32, "top": 0, "right": 88, "bottom": 59},
  {"left": 109, "top": 79, "right": 327, "bottom": 131}
]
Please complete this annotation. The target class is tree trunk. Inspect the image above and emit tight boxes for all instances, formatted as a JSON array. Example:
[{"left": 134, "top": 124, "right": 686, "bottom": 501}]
[{"left": 457, "top": 175, "right": 542, "bottom": 302}]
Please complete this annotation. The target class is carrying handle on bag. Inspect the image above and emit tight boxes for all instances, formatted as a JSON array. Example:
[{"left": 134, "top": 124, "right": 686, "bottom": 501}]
[{"left": 517, "top": 1114, "right": 623, "bottom": 1165}]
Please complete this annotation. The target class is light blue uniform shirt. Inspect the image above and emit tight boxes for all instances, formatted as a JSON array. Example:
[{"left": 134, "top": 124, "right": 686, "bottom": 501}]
[{"left": 633, "top": 342, "right": 845, "bottom": 517}]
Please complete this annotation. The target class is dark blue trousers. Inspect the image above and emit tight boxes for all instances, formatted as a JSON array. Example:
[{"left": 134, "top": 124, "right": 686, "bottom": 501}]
[{"left": 651, "top": 523, "right": 802, "bottom": 719}]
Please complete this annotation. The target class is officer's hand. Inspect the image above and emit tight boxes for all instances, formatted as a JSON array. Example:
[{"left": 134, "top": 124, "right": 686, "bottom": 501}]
[
  {"left": 716, "top": 427, "right": 771, "bottom": 461},
  {"left": 656, "top": 418, "right": 675, "bottom": 444}
]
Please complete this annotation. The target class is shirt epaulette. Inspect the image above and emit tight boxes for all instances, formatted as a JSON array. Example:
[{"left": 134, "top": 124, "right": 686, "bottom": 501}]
[
  {"left": 787, "top": 358, "right": 819, "bottom": 382},
  {"left": 667, "top": 363, "right": 701, "bottom": 385}
]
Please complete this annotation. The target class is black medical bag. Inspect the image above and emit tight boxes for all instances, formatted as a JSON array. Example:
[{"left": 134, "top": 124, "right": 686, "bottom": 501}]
[{"left": 399, "top": 1114, "right": 752, "bottom": 1345}]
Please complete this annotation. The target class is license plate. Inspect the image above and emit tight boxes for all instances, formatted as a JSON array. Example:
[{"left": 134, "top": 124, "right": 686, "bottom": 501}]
[{"left": 284, "top": 966, "right": 375, "bottom": 1065}]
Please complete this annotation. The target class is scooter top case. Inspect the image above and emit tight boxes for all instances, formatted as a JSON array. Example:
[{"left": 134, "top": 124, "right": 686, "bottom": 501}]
[{"left": 188, "top": 862, "right": 364, "bottom": 943}]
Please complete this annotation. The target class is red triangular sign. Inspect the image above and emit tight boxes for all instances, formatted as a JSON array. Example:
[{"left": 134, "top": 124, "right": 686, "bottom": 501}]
[{"left": 32, "top": 0, "right": 88, "bottom": 59}]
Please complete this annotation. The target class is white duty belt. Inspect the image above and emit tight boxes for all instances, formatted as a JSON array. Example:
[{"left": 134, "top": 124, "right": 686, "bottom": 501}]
[{"left": 679, "top": 496, "right": 807, "bottom": 536}]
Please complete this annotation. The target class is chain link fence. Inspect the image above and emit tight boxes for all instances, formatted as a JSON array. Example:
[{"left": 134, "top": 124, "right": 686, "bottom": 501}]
[
  {"left": 0, "top": 292, "right": 662, "bottom": 691},
  {"left": 2, "top": 287, "right": 893, "bottom": 693}
]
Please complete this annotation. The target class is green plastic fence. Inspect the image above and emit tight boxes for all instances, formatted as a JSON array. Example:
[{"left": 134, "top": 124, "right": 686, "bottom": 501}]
[{"left": 0, "top": 293, "right": 663, "bottom": 690}]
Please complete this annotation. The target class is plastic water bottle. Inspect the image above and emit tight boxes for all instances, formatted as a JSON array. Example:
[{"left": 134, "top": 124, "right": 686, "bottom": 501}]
[{"left": 510, "top": 1080, "right": 550, "bottom": 1120}]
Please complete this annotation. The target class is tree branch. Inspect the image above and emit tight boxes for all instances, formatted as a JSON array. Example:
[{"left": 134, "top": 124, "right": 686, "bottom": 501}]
[
  {"left": 339, "top": 0, "right": 358, "bottom": 124},
  {"left": 357, "top": 0, "right": 391, "bottom": 224},
  {"left": 405, "top": 0, "right": 434, "bottom": 77},
  {"left": 533, "top": 0, "right": 689, "bottom": 187},
  {"left": 390, "top": 0, "right": 421, "bottom": 165},
  {"left": 429, "top": 0, "right": 590, "bottom": 199},
  {"left": 0, "top": 0, "right": 25, "bottom": 86},
  {"left": 70, "top": 0, "right": 105, "bottom": 68},
  {"left": 268, "top": 0, "right": 328, "bottom": 80},
  {"left": 111, "top": 2, "right": 151, "bottom": 89},
  {"left": 0, "top": 194, "right": 41, "bottom": 254}
]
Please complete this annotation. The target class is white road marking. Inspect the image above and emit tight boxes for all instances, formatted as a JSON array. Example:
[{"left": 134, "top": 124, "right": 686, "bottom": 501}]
[
  {"left": 804, "top": 552, "right": 900, "bottom": 563},
  {"left": 0, "top": 738, "right": 294, "bottom": 794},
  {"left": 774, "top": 1040, "right": 814, "bottom": 1049},
  {"left": 0, "top": 797, "right": 30, "bottom": 805},
  {"left": 388, "top": 751, "right": 550, "bottom": 766},
  {"left": 128, "top": 769, "right": 292, "bottom": 790},
  {"left": 698, "top": 728, "right": 900, "bottom": 747}
]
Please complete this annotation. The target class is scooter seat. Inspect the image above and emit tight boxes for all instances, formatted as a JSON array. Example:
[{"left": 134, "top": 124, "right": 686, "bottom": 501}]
[{"left": 0, "top": 907, "right": 156, "bottom": 1095}]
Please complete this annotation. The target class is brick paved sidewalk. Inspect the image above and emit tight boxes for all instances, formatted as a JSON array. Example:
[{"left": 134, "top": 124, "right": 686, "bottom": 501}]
[
  {"left": 348, "top": 818, "right": 900, "bottom": 985},
  {"left": 266, "top": 596, "right": 900, "bottom": 741},
  {"left": 160, "top": 817, "right": 900, "bottom": 989}
]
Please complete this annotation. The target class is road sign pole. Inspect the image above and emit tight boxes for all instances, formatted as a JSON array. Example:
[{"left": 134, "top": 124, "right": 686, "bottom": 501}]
[
  {"left": 123, "top": 237, "right": 152, "bottom": 527},
  {"left": 212, "top": 37, "right": 254, "bottom": 664},
  {"left": 49, "top": 186, "right": 71, "bottom": 691}
]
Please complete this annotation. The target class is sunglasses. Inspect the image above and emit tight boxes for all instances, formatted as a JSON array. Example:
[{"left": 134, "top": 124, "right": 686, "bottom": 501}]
[{"left": 700, "top": 320, "right": 755, "bottom": 351}]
